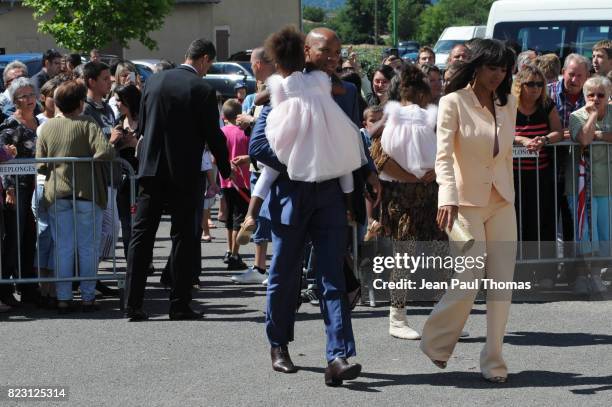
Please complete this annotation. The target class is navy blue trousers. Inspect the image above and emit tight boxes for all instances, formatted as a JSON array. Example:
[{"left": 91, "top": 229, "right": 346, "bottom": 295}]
[{"left": 265, "top": 181, "right": 356, "bottom": 362}]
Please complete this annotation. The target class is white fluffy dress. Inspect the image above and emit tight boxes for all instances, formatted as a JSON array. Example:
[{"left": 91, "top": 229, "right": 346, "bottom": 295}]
[
  {"left": 265, "top": 71, "right": 365, "bottom": 183},
  {"left": 381, "top": 101, "right": 438, "bottom": 180}
]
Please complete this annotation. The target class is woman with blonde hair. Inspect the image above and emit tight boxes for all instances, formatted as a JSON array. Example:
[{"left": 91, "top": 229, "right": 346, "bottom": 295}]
[{"left": 511, "top": 64, "right": 562, "bottom": 288}]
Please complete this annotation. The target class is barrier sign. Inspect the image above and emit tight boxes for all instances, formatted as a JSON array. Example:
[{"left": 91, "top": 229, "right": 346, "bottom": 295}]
[
  {"left": 0, "top": 163, "right": 37, "bottom": 175},
  {"left": 512, "top": 145, "right": 540, "bottom": 158}
]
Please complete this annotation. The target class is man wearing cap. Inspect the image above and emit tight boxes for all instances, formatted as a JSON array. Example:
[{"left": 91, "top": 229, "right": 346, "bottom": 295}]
[{"left": 234, "top": 82, "right": 247, "bottom": 104}]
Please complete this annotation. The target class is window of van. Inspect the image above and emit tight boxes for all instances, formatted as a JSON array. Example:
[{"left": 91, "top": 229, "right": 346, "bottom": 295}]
[
  {"left": 493, "top": 21, "right": 612, "bottom": 60},
  {"left": 576, "top": 25, "right": 612, "bottom": 58},
  {"left": 434, "top": 40, "right": 466, "bottom": 54}
]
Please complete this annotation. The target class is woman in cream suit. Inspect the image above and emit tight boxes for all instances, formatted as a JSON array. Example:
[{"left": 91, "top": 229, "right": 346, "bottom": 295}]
[{"left": 420, "top": 39, "right": 517, "bottom": 384}]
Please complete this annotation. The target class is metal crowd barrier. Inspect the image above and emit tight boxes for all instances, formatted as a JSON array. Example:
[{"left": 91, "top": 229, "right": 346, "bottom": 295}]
[
  {"left": 514, "top": 140, "right": 612, "bottom": 264},
  {"left": 356, "top": 140, "right": 612, "bottom": 306},
  {"left": 0, "top": 157, "right": 136, "bottom": 310}
]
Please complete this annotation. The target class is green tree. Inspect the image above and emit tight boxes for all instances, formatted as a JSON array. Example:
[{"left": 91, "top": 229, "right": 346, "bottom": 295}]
[
  {"left": 417, "top": 0, "right": 494, "bottom": 45},
  {"left": 23, "top": 0, "right": 174, "bottom": 52},
  {"left": 388, "top": 0, "right": 429, "bottom": 42},
  {"left": 328, "top": 0, "right": 390, "bottom": 44},
  {"left": 303, "top": 6, "right": 326, "bottom": 22}
]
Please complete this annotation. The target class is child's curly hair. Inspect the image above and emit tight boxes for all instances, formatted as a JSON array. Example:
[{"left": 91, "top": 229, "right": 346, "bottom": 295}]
[
  {"left": 264, "top": 26, "right": 305, "bottom": 73},
  {"left": 397, "top": 64, "right": 432, "bottom": 108}
]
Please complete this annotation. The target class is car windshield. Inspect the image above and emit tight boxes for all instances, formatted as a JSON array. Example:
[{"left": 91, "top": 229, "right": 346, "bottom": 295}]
[{"left": 434, "top": 40, "right": 465, "bottom": 54}]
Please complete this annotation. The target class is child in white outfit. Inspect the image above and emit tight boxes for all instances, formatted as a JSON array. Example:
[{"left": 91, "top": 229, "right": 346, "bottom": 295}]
[{"left": 237, "top": 26, "right": 365, "bottom": 245}]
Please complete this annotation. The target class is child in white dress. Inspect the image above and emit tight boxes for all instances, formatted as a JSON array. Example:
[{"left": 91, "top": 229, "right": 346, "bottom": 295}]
[{"left": 237, "top": 26, "right": 365, "bottom": 245}]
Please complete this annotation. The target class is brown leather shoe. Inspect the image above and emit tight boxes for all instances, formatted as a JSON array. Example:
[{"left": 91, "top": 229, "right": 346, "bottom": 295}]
[
  {"left": 324, "top": 357, "right": 362, "bottom": 386},
  {"left": 271, "top": 346, "right": 297, "bottom": 373}
]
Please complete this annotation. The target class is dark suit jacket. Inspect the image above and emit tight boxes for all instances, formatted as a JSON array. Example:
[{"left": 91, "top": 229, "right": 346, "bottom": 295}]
[{"left": 137, "top": 65, "right": 230, "bottom": 193}]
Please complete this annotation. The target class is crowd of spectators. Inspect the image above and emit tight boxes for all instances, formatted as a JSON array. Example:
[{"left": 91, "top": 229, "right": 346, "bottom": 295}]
[{"left": 0, "top": 36, "right": 611, "bottom": 315}]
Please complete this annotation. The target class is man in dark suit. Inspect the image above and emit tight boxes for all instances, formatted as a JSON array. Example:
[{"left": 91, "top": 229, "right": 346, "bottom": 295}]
[
  {"left": 249, "top": 28, "right": 381, "bottom": 386},
  {"left": 126, "top": 39, "right": 232, "bottom": 321}
]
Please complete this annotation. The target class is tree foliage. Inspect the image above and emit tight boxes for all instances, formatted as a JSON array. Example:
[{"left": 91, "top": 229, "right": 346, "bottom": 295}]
[
  {"left": 23, "top": 0, "right": 174, "bottom": 52},
  {"left": 328, "top": 0, "right": 390, "bottom": 44},
  {"left": 416, "top": 0, "right": 494, "bottom": 45},
  {"left": 388, "top": 0, "right": 429, "bottom": 43},
  {"left": 303, "top": 6, "right": 326, "bottom": 23}
]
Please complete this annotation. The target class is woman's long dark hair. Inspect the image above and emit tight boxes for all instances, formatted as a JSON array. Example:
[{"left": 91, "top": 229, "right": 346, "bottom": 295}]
[
  {"left": 114, "top": 84, "right": 141, "bottom": 119},
  {"left": 444, "top": 38, "right": 516, "bottom": 106}
]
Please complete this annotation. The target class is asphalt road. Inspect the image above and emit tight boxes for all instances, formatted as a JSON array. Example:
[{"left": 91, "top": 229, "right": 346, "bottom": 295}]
[{"left": 1, "top": 213, "right": 611, "bottom": 407}]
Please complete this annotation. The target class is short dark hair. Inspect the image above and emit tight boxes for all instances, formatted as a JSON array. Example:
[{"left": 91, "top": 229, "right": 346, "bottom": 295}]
[
  {"left": 114, "top": 84, "right": 141, "bottom": 118},
  {"left": 42, "top": 49, "right": 62, "bottom": 64},
  {"left": 186, "top": 39, "right": 216, "bottom": 61},
  {"left": 68, "top": 53, "right": 82, "bottom": 68},
  {"left": 82, "top": 61, "right": 110, "bottom": 88},
  {"left": 40, "top": 76, "right": 67, "bottom": 97},
  {"left": 54, "top": 80, "right": 87, "bottom": 114},
  {"left": 265, "top": 26, "right": 305, "bottom": 73},
  {"left": 222, "top": 98, "right": 242, "bottom": 121},
  {"left": 419, "top": 46, "right": 435, "bottom": 57}
]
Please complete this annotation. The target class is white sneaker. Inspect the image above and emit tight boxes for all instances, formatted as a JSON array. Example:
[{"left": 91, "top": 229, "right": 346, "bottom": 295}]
[
  {"left": 231, "top": 267, "right": 268, "bottom": 284},
  {"left": 590, "top": 274, "right": 608, "bottom": 293},
  {"left": 573, "top": 276, "right": 590, "bottom": 296}
]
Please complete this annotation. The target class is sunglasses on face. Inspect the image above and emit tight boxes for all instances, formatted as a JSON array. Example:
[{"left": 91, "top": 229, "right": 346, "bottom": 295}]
[
  {"left": 523, "top": 81, "right": 545, "bottom": 88},
  {"left": 587, "top": 93, "right": 606, "bottom": 99}
]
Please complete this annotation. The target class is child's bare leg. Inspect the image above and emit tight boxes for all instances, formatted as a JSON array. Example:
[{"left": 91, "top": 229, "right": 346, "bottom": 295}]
[{"left": 236, "top": 197, "right": 263, "bottom": 245}]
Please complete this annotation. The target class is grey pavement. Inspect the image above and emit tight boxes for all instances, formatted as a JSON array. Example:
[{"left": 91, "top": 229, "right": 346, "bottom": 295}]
[{"left": 1, "top": 212, "right": 611, "bottom": 406}]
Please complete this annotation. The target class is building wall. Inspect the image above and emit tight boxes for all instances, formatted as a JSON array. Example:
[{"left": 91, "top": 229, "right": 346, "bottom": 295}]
[
  {"left": 0, "top": 1, "right": 300, "bottom": 62},
  {"left": 0, "top": 7, "right": 68, "bottom": 54},
  {"left": 124, "top": 0, "right": 301, "bottom": 62}
]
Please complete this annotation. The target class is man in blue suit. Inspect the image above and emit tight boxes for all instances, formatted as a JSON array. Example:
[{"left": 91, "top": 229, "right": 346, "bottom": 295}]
[{"left": 249, "top": 28, "right": 381, "bottom": 387}]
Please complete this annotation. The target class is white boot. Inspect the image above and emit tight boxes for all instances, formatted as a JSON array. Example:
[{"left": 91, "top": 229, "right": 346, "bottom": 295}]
[{"left": 389, "top": 306, "right": 421, "bottom": 340}]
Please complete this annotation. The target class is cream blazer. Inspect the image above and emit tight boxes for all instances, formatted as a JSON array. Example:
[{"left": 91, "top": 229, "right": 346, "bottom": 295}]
[{"left": 435, "top": 85, "right": 517, "bottom": 208}]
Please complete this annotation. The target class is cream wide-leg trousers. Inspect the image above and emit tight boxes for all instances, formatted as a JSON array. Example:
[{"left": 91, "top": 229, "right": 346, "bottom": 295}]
[{"left": 420, "top": 187, "right": 517, "bottom": 379}]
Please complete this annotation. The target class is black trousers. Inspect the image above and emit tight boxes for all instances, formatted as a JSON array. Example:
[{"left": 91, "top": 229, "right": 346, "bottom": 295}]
[{"left": 126, "top": 175, "right": 200, "bottom": 311}]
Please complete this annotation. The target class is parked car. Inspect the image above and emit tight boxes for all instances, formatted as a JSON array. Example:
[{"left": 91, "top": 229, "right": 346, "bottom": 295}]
[
  {"left": 434, "top": 26, "right": 486, "bottom": 69},
  {"left": 0, "top": 53, "right": 43, "bottom": 90},
  {"left": 202, "top": 62, "right": 256, "bottom": 99},
  {"left": 384, "top": 41, "right": 420, "bottom": 60},
  {"left": 131, "top": 59, "right": 164, "bottom": 83},
  {"left": 228, "top": 50, "right": 253, "bottom": 62}
]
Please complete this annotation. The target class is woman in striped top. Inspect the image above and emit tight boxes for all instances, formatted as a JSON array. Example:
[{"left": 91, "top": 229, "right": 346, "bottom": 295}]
[{"left": 512, "top": 65, "right": 562, "bottom": 288}]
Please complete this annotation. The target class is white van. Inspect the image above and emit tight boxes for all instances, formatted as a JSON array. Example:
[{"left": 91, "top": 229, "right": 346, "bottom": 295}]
[
  {"left": 486, "top": 0, "right": 612, "bottom": 62},
  {"left": 434, "top": 26, "right": 486, "bottom": 68}
]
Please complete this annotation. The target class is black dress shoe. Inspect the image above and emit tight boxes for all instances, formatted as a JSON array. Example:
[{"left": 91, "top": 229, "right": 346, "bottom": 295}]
[
  {"left": 271, "top": 346, "right": 297, "bottom": 373},
  {"left": 0, "top": 295, "right": 21, "bottom": 308},
  {"left": 96, "top": 282, "right": 118, "bottom": 297},
  {"left": 126, "top": 307, "right": 149, "bottom": 321},
  {"left": 169, "top": 308, "right": 204, "bottom": 320},
  {"left": 324, "top": 357, "right": 362, "bottom": 386}
]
